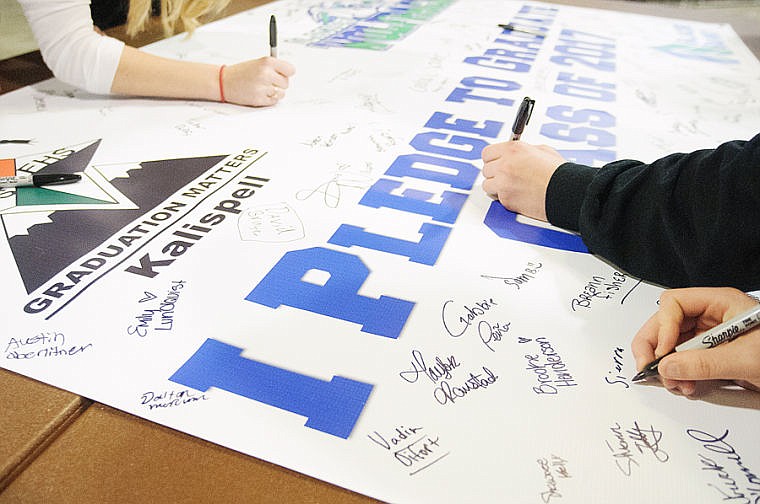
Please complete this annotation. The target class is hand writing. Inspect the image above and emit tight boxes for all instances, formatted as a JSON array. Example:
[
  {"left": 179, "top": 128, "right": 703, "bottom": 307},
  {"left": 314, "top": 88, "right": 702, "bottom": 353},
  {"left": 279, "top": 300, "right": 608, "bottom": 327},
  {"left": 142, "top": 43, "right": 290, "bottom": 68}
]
[
  {"left": 481, "top": 141, "right": 566, "bottom": 222},
  {"left": 223, "top": 57, "right": 296, "bottom": 107},
  {"left": 631, "top": 287, "right": 760, "bottom": 395}
]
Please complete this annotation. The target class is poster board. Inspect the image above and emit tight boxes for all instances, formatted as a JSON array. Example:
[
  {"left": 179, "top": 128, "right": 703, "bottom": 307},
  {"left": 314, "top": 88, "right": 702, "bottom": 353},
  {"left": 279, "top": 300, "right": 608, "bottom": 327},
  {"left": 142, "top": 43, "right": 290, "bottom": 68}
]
[{"left": 2, "top": 1, "right": 760, "bottom": 502}]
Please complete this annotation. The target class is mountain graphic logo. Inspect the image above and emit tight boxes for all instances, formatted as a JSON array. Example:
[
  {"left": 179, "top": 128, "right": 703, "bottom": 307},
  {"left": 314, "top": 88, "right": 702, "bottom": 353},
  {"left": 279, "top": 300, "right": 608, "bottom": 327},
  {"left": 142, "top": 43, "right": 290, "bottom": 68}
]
[{"left": 1, "top": 139, "right": 227, "bottom": 295}]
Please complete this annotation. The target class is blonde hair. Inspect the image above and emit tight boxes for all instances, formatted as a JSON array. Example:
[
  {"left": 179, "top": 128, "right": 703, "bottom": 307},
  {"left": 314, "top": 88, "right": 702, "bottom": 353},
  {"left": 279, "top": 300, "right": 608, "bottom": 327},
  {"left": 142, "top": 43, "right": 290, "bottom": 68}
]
[{"left": 126, "top": 0, "right": 230, "bottom": 37}]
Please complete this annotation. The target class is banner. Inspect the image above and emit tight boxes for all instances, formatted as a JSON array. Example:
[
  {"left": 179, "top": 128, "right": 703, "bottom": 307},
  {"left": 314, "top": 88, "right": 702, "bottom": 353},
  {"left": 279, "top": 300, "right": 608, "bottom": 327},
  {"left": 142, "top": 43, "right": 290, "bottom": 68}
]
[{"left": 2, "top": 1, "right": 760, "bottom": 502}]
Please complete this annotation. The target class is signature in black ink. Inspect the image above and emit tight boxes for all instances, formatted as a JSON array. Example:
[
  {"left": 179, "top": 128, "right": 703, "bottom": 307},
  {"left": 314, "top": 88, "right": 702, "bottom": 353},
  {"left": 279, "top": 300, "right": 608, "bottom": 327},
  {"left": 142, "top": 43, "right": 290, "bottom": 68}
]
[
  {"left": 606, "top": 423, "right": 639, "bottom": 476},
  {"left": 5, "top": 331, "right": 93, "bottom": 360},
  {"left": 399, "top": 349, "right": 460, "bottom": 384},
  {"left": 359, "top": 93, "right": 391, "bottom": 113},
  {"left": 433, "top": 367, "right": 498, "bottom": 405},
  {"left": 367, "top": 425, "right": 424, "bottom": 450},
  {"left": 478, "top": 320, "right": 510, "bottom": 352},
  {"left": 605, "top": 421, "right": 669, "bottom": 476},
  {"left": 524, "top": 337, "right": 578, "bottom": 395},
  {"left": 369, "top": 130, "right": 396, "bottom": 152},
  {"left": 367, "top": 425, "right": 449, "bottom": 475},
  {"left": 571, "top": 271, "right": 627, "bottom": 311},
  {"left": 687, "top": 428, "right": 760, "bottom": 503},
  {"left": 537, "top": 454, "right": 571, "bottom": 503},
  {"left": 140, "top": 389, "right": 208, "bottom": 410},
  {"left": 627, "top": 422, "right": 669, "bottom": 462},
  {"left": 127, "top": 280, "right": 186, "bottom": 337},
  {"left": 5, "top": 331, "right": 65, "bottom": 354},
  {"left": 301, "top": 126, "right": 357, "bottom": 147},
  {"left": 604, "top": 346, "right": 629, "bottom": 388},
  {"left": 295, "top": 167, "right": 372, "bottom": 208},
  {"left": 482, "top": 262, "right": 543, "bottom": 290},
  {"left": 441, "top": 297, "right": 498, "bottom": 337}
]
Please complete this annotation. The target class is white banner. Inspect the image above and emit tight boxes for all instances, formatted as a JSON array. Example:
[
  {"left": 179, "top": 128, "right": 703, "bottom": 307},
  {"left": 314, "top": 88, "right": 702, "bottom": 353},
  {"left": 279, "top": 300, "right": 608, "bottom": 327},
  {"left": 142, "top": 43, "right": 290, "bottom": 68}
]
[{"left": 2, "top": 1, "right": 760, "bottom": 502}]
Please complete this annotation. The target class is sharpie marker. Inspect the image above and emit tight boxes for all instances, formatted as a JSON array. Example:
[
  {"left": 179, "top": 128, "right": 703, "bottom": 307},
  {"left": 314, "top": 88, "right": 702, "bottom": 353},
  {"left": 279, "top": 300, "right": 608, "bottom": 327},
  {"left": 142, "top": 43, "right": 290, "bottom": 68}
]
[
  {"left": 510, "top": 96, "right": 535, "bottom": 141},
  {"left": 498, "top": 23, "right": 546, "bottom": 38},
  {"left": 269, "top": 15, "right": 278, "bottom": 58},
  {"left": 0, "top": 173, "right": 81, "bottom": 188},
  {"left": 632, "top": 303, "right": 760, "bottom": 381}
]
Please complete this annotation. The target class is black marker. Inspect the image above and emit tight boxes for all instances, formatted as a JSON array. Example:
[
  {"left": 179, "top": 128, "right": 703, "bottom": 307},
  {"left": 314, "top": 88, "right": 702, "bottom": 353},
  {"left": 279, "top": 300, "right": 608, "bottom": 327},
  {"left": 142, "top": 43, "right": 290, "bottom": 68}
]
[
  {"left": 0, "top": 173, "right": 81, "bottom": 188},
  {"left": 632, "top": 303, "right": 760, "bottom": 382},
  {"left": 269, "top": 15, "right": 278, "bottom": 58},
  {"left": 510, "top": 96, "right": 535, "bottom": 141},
  {"left": 498, "top": 23, "right": 546, "bottom": 38},
  {"left": 0, "top": 139, "right": 33, "bottom": 144}
]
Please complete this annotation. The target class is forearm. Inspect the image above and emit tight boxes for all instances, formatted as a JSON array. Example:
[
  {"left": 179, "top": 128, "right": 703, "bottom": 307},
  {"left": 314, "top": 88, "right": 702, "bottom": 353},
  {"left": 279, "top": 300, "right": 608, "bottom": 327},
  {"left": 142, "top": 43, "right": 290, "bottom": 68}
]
[
  {"left": 546, "top": 134, "right": 760, "bottom": 290},
  {"left": 111, "top": 46, "right": 221, "bottom": 101}
]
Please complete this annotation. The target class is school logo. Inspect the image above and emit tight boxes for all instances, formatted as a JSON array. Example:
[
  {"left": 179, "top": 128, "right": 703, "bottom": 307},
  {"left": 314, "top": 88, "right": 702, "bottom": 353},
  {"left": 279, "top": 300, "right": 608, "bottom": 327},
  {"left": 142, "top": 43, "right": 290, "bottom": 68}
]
[{"left": 1, "top": 139, "right": 230, "bottom": 316}]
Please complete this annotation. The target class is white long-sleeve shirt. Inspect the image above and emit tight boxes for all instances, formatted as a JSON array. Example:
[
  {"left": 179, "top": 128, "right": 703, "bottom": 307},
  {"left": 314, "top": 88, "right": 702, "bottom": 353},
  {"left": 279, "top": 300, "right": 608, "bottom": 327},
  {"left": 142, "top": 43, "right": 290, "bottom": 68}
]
[{"left": 17, "top": 0, "right": 125, "bottom": 94}]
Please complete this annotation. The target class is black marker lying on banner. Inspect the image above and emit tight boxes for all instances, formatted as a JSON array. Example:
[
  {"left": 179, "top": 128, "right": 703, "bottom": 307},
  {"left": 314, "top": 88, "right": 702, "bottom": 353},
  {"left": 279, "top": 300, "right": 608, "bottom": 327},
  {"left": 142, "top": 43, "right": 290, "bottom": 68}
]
[
  {"left": 0, "top": 173, "right": 81, "bottom": 188},
  {"left": 498, "top": 23, "right": 546, "bottom": 38}
]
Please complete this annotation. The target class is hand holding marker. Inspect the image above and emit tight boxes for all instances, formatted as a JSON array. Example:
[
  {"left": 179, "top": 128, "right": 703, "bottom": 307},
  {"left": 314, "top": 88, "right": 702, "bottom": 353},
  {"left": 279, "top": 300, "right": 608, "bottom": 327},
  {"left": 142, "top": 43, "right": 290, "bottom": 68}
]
[
  {"left": 510, "top": 97, "right": 535, "bottom": 141},
  {"left": 632, "top": 303, "right": 760, "bottom": 381}
]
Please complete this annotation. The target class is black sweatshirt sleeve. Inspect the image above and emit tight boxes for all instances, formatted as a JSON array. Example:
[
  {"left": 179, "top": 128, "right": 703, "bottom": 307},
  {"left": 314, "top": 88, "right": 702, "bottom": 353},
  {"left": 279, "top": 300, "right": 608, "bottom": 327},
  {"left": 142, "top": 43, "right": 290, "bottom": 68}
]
[{"left": 544, "top": 133, "right": 760, "bottom": 291}]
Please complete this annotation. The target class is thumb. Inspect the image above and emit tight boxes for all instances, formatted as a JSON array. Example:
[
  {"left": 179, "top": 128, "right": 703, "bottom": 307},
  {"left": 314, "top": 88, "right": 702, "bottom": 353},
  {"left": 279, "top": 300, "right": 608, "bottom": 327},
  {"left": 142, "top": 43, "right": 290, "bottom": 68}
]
[{"left": 658, "top": 347, "right": 735, "bottom": 381}]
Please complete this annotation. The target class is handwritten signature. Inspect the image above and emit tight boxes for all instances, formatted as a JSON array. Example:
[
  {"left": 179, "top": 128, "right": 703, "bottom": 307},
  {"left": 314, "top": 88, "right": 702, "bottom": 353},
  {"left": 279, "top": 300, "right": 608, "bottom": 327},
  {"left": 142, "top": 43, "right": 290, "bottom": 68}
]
[
  {"left": 368, "top": 425, "right": 449, "bottom": 475},
  {"left": 604, "top": 346, "right": 629, "bottom": 389},
  {"left": 441, "top": 297, "right": 498, "bottom": 337},
  {"left": 5, "top": 331, "right": 92, "bottom": 360},
  {"left": 687, "top": 428, "right": 760, "bottom": 503},
  {"left": 478, "top": 320, "right": 510, "bottom": 352},
  {"left": 482, "top": 261, "right": 543, "bottom": 290},
  {"left": 399, "top": 349, "right": 460, "bottom": 384},
  {"left": 606, "top": 421, "right": 669, "bottom": 476},
  {"left": 296, "top": 168, "right": 372, "bottom": 208},
  {"left": 537, "top": 454, "right": 571, "bottom": 503}
]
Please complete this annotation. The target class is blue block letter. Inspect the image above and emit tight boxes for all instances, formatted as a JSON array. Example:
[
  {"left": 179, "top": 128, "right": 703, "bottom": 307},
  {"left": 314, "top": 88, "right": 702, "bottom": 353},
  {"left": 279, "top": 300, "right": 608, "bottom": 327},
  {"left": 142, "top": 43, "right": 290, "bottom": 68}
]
[
  {"left": 170, "top": 339, "right": 373, "bottom": 439},
  {"left": 329, "top": 222, "right": 452, "bottom": 265},
  {"left": 483, "top": 201, "right": 588, "bottom": 253},
  {"left": 246, "top": 247, "right": 414, "bottom": 339}
]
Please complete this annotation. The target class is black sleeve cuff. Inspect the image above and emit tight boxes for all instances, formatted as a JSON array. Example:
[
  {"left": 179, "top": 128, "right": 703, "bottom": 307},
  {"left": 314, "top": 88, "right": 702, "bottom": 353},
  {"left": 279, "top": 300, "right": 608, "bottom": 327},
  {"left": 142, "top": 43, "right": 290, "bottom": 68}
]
[{"left": 545, "top": 162, "right": 598, "bottom": 232}]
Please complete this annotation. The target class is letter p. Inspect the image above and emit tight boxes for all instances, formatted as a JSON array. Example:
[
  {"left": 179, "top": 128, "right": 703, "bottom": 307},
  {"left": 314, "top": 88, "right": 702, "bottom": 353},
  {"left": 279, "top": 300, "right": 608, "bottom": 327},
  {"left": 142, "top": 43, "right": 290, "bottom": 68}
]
[{"left": 246, "top": 247, "right": 414, "bottom": 339}]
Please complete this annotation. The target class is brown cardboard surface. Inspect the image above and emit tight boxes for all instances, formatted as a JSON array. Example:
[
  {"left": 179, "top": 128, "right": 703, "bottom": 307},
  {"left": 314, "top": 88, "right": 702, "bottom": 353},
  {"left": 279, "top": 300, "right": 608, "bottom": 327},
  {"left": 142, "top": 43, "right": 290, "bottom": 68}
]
[
  {"left": 0, "top": 403, "right": 378, "bottom": 504},
  {"left": 0, "top": 369, "right": 90, "bottom": 491}
]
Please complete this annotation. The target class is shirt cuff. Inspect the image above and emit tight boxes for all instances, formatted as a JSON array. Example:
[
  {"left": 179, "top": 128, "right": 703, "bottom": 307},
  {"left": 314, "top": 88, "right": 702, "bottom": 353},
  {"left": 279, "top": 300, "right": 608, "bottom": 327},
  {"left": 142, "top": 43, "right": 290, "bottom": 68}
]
[{"left": 545, "top": 162, "right": 597, "bottom": 232}]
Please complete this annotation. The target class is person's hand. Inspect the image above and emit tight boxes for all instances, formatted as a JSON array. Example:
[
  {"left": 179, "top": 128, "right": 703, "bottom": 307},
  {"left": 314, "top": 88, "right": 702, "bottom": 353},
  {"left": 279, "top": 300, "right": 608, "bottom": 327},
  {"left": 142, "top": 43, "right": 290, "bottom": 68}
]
[
  {"left": 481, "top": 141, "right": 566, "bottom": 221},
  {"left": 222, "top": 57, "right": 296, "bottom": 107},
  {"left": 632, "top": 287, "right": 760, "bottom": 396}
]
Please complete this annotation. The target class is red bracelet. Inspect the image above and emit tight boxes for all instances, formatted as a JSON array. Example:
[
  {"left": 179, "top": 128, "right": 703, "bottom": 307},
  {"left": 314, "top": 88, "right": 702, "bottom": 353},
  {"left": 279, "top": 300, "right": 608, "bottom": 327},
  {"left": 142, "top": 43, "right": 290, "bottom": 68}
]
[{"left": 218, "top": 64, "right": 226, "bottom": 103}]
